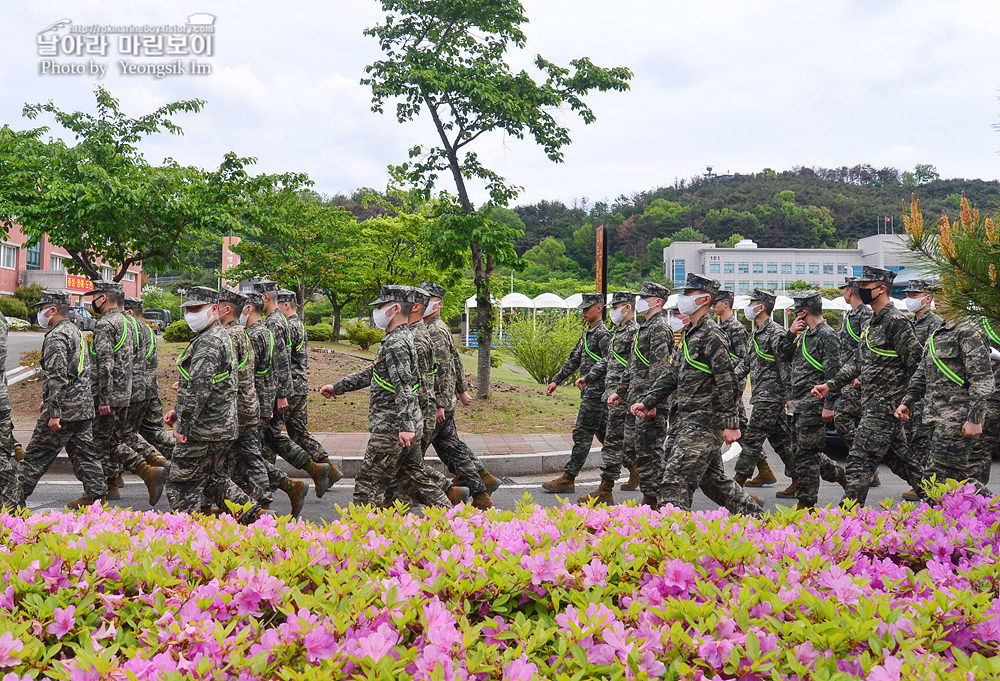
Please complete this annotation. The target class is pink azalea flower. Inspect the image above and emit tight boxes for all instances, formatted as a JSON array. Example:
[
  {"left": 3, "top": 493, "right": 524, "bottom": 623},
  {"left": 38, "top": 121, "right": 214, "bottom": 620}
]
[
  {"left": 0, "top": 587, "right": 14, "bottom": 612},
  {"left": 581, "top": 559, "right": 609, "bottom": 588},
  {"left": 520, "top": 553, "right": 569, "bottom": 586},
  {"left": 0, "top": 632, "right": 24, "bottom": 668},
  {"left": 602, "top": 621, "right": 635, "bottom": 661},
  {"left": 661, "top": 559, "right": 697, "bottom": 595},
  {"left": 2, "top": 673, "right": 32, "bottom": 681},
  {"left": 636, "top": 650, "right": 666, "bottom": 678},
  {"left": 975, "top": 615, "right": 1000, "bottom": 643},
  {"left": 422, "top": 599, "right": 462, "bottom": 651},
  {"left": 697, "top": 638, "right": 733, "bottom": 668},
  {"left": 303, "top": 624, "right": 338, "bottom": 663},
  {"left": 794, "top": 641, "right": 819, "bottom": 666},
  {"left": 46, "top": 605, "right": 75, "bottom": 638},
  {"left": 867, "top": 655, "right": 904, "bottom": 681},
  {"left": 503, "top": 654, "right": 538, "bottom": 681},
  {"left": 355, "top": 624, "right": 400, "bottom": 660}
]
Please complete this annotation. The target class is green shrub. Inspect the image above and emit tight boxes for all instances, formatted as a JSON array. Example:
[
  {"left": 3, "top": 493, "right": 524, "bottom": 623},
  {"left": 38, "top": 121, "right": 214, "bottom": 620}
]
[
  {"left": 502, "top": 314, "right": 583, "bottom": 384},
  {"left": 344, "top": 319, "right": 384, "bottom": 351},
  {"left": 163, "top": 320, "right": 195, "bottom": 343},
  {"left": 306, "top": 323, "right": 333, "bottom": 342},
  {"left": 0, "top": 297, "right": 30, "bottom": 320},
  {"left": 19, "top": 348, "right": 41, "bottom": 367},
  {"left": 7, "top": 317, "right": 29, "bottom": 332},
  {"left": 490, "top": 352, "right": 503, "bottom": 368},
  {"left": 303, "top": 300, "right": 334, "bottom": 325},
  {"left": 13, "top": 283, "right": 43, "bottom": 308}
]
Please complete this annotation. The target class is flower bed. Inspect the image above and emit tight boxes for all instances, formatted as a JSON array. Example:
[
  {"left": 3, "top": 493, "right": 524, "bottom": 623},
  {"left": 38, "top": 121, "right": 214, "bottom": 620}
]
[{"left": 1, "top": 487, "right": 1000, "bottom": 680}]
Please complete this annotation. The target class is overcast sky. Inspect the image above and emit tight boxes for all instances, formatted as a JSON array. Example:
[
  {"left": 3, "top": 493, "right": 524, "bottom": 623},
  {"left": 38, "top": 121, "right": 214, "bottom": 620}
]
[{"left": 4, "top": 1, "right": 1000, "bottom": 208}]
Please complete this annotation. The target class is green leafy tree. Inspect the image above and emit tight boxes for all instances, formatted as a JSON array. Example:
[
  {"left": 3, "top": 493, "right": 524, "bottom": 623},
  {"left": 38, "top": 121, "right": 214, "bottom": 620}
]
[
  {"left": 362, "top": 0, "right": 632, "bottom": 397},
  {"left": 913, "top": 163, "right": 940, "bottom": 185},
  {"left": 723, "top": 233, "right": 745, "bottom": 248},
  {"left": 670, "top": 227, "right": 710, "bottom": 242}
]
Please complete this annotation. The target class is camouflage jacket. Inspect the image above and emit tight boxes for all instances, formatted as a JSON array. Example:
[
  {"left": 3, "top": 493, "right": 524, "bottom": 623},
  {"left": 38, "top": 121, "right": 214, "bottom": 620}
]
[
  {"left": 839, "top": 304, "right": 872, "bottom": 365},
  {"left": 411, "top": 320, "right": 436, "bottom": 416},
  {"left": 902, "top": 319, "right": 995, "bottom": 426},
  {"left": 639, "top": 315, "right": 740, "bottom": 430},
  {"left": 912, "top": 310, "right": 943, "bottom": 349},
  {"left": 175, "top": 320, "right": 238, "bottom": 441},
  {"left": 427, "top": 316, "right": 467, "bottom": 412},
  {"left": 553, "top": 321, "right": 611, "bottom": 401},
  {"left": 720, "top": 314, "right": 749, "bottom": 365},
  {"left": 246, "top": 319, "right": 276, "bottom": 419},
  {"left": 265, "top": 309, "right": 293, "bottom": 400},
  {"left": 979, "top": 318, "right": 1000, "bottom": 404},
  {"left": 0, "top": 313, "right": 9, "bottom": 413},
  {"left": 130, "top": 316, "right": 160, "bottom": 401},
  {"left": 124, "top": 315, "right": 147, "bottom": 403},
  {"left": 734, "top": 318, "right": 789, "bottom": 405},
  {"left": 584, "top": 318, "right": 639, "bottom": 401},
  {"left": 828, "top": 303, "right": 922, "bottom": 416},
  {"left": 333, "top": 324, "right": 421, "bottom": 435},
  {"left": 285, "top": 314, "right": 309, "bottom": 396},
  {"left": 91, "top": 308, "right": 135, "bottom": 409},
  {"left": 41, "top": 318, "right": 94, "bottom": 423},
  {"left": 225, "top": 320, "right": 259, "bottom": 428},
  {"left": 775, "top": 321, "right": 841, "bottom": 414},
  {"left": 618, "top": 311, "right": 674, "bottom": 403}
]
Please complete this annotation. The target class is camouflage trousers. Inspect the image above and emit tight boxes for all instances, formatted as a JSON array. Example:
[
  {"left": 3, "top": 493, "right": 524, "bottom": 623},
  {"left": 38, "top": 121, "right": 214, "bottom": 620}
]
[
  {"left": 734, "top": 401, "right": 794, "bottom": 479},
  {"left": 834, "top": 385, "right": 863, "bottom": 450},
  {"left": 659, "top": 418, "right": 763, "bottom": 516},
  {"left": 600, "top": 402, "right": 634, "bottom": 481},
  {"left": 130, "top": 397, "right": 175, "bottom": 460},
  {"left": 19, "top": 414, "right": 107, "bottom": 503},
  {"left": 789, "top": 413, "right": 844, "bottom": 507},
  {"left": 0, "top": 410, "right": 19, "bottom": 511},
  {"left": 94, "top": 407, "right": 144, "bottom": 481},
  {"left": 354, "top": 433, "right": 450, "bottom": 509},
  {"left": 262, "top": 406, "right": 312, "bottom": 470},
  {"left": 915, "top": 424, "right": 989, "bottom": 497},
  {"left": 625, "top": 408, "right": 665, "bottom": 500},
  {"left": 283, "top": 394, "right": 328, "bottom": 462},
  {"left": 425, "top": 410, "right": 485, "bottom": 495},
  {"left": 229, "top": 421, "right": 280, "bottom": 505},
  {"left": 969, "top": 402, "right": 999, "bottom": 486},
  {"left": 663, "top": 406, "right": 680, "bottom": 462},
  {"left": 904, "top": 400, "right": 932, "bottom": 467},
  {"left": 166, "top": 439, "right": 251, "bottom": 514},
  {"left": 562, "top": 398, "right": 607, "bottom": 477},
  {"left": 842, "top": 410, "right": 921, "bottom": 507}
]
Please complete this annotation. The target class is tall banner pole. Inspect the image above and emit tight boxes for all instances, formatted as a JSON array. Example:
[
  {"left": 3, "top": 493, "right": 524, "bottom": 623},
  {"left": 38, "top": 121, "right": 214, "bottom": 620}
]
[{"left": 596, "top": 225, "right": 607, "bottom": 321}]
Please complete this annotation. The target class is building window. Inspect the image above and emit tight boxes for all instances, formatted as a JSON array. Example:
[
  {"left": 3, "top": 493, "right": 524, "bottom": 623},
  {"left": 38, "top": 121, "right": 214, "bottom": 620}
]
[
  {"left": 795, "top": 264, "right": 805, "bottom": 274},
  {"left": 724, "top": 282, "right": 735, "bottom": 291},
  {"left": 852, "top": 265, "right": 863, "bottom": 277},
  {"left": 782, "top": 263, "right": 792, "bottom": 274},
  {"left": 753, "top": 281, "right": 765, "bottom": 289},
  {"left": 837, "top": 265, "right": 848, "bottom": 274},
  {"left": 808, "top": 264, "right": 819, "bottom": 275},
  {"left": 767, "top": 263, "right": 777, "bottom": 274},
  {"left": 101, "top": 266, "right": 114, "bottom": 280},
  {"left": 752, "top": 263, "right": 763, "bottom": 273},
  {"left": 709, "top": 263, "right": 720, "bottom": 274},
  {"left": 823, "top": 264, "right": 834, "bottom": 274},
  {"left": 738, "top": 282, "right": 750, "bottom": 292},
  {"left": 767, "top": 282, "right": 779, "bottom": 290},
  {"left": 123, "top": 272, "right": 136, "bottom": 282},
  {"left": 673, "top": 259, "right": 686, "bottom": 285},
  {"left": 49, "top": 255, "right": 65, "bottom": 271},
  {"left": 824, "top": 282, "right": 834, "bottom": 288},
  {"left": 723, "top": 263, "right": 734, "bottom": 274},
  {"left": 738, "top": 263, "right": 749, "bottom": 274},
  {"left": 0, "top": 245, "right": 16, "bottom": 270},
  {"left": 25, "top": 243, "right": 41, "bottom": 271}
]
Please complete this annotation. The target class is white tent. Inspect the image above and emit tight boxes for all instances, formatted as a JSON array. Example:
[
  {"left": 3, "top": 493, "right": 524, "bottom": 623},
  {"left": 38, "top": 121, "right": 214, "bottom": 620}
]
[
  {"left": 823, "top": 297, "right": 852, "bottom": 311},
  {"left": 774, "top": 295, "right": 795, "bottom": 310},
  {"left": 499, "top": 292, "right": 534, "bottom": 310},
  {"left": 531, "top": 293, "right": 568, "bottom": 309},
  {"left": 564, "top": 293, "right": 583, "bottom": 309}
]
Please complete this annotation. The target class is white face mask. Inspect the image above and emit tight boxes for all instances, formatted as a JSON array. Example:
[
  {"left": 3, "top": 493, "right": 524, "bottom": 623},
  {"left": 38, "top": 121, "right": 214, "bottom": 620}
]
[
  {"left": 668, "top": 315, "right": 685, "bottom": 332},
  {"left": 904, "top": 296, "right": 928, "bottom": 313},
  {"left": 609, "top": 305, "right": 629, "bottom": 325},
  {"left": 635, "top": 298, "right": 651, "bottom": 315},
  {"left": 373, "top": 303, "right": 399, "bottom": 331},
  {"left": 184, "top": 307, "right": 214, "bottom": 333},
  {"left": 38, "top": 306, "right": 57, "bottom": 329},
  {"left": 239, "top": 306, "right": 252, "bottom": 328},
  {"left": 676, "top": 293, "right": 708, "bottom": 316},
  {"left": 423, "top": 300, "right": 441, "bottom": 319},
  {"left": 743, "top": 303, "right": 762, "bottom": 321}
]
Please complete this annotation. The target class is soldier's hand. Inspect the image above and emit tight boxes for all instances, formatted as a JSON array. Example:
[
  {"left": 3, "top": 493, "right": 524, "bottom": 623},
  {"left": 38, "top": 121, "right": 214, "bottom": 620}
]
[
  {"left": 458, "top": 391, "right": 473, "bottom": 407},
  {"left": 723, "top": 428, "right": 741, "bottom": 444},
  {"left": 853, "top": 378, "right": 862, "bottom": 389},
  {"left": 172, "top": 381, "right": 179, "bottom": 390},
  {"left": 320, "top": 384, "right": 336, "bottom": 398},
  {"left": 789, "top": 318, "right": 807, "bottom": 334},
  {"left": 894, "top": 405, "right": 910, "bottom": 421},
  {"left": 163, "top": 409, "right": 177, "bottom": 426},
  {"left": 962, "top": 421, "right": 983, "bottom": 437},
  {"left": 38, "top": 401, "right": 44, "bottom": 413},
  {"left": 98, "top": 405, "right": 111, "bottom": 416},
  {"left": 545, "top": 382, "right": 558, "bottom": 396},
  {"left": 173, "top": 431, "right": 187, "bottom": 443},
  {"left": 436, "top": 407, "right": 446, "bottom": 424},
  {"left": 574, "top": 377, "right": 587, "bottom": 390},
  {"left": 811, "top": 384, "right": 830, "bottom": 399},
  {"left": 607, "top": 392, "right": 621, "bottom": 406},
  {"left": 398, "top": 431, "right": 415, "bottom": 447},
  {"left": 47, "top": 417, "right": 61, "bottom": 432},
  {"left": 821, "top": 408, "right": 836, "bottom": 422},
  {"left": 277, "top": 397, "right": 290, "bottom": 412}
]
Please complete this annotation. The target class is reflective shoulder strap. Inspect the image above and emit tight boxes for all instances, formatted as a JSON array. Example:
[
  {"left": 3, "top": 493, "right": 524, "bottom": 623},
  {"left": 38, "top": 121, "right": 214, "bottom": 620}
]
[
  {"left": 801, "top": 330, "right": 824, "bottom": 371},
  {"left": 372, "top": 370, "right": 396, "bottom": 394},
  {"left": 76, "top": 328, "right": 86, "bottom": 376},
  {"left": 928, "top": 328, "right": 965, "bottom": 386},
  {"left": 682, "top": 333, "right": 711, "bottom": 374},
  {"left": 633, "top": 334, "right": 649, "bottom": 367},
  {"left": 113, "top": 318, "right": 129, "bottom": 353},
  {"left": 845, "top": 314, "right": 861, "bottom": 342},
  {"left": 611, "top": 330, "right": 628, "bottom": 367},
  {"left": 864, "top": 327, "right": 899, "bottom": 357},
  {"left": 176, "top": 341, "right": 193, "bottom": 380},
  {"left": 983, "top": 318, "right": 1000, "bottom": 346},
  {"left": 752, "top": 335, "right": 775, "bottom": 362},
  {"left": 238, "top": 331, "right": 251, "bottom": 370},
  {"left": 212, "top": 333, "right": 235, "bottom": 384},
  {"left": 582, "top": 331, "right": 602, "bottom": 362}
]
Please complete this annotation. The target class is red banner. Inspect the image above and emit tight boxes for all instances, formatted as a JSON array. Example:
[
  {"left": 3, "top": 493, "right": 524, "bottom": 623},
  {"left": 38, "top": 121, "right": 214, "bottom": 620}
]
[
  {"left": 66, "top": 274, "right": 93, "bottom": 292},
  {"left": 596, "top": 225, "right": 605, "bottom": 294}
]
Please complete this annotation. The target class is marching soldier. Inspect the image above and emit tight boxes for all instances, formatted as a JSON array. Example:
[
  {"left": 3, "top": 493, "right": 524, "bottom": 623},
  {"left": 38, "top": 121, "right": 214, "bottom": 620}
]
[
  {"left": 19, "top": 290, "right": 111, "bottom": 508},
  {"left": 0, "top": 307, "right": 15, "bottom": 510},
  {"left": 276, "top": 289, "right": 343, "bottom": 483},
  {"left": 162, "top": 287, "right": 259, "bottom": 521},
  {"left": 120, "top": 297, "right": 167, "bottom": 470},
  {"left": 608, "top": 281, "right": 674, "bottom": 507},
  {"left": 576, "top": 291, "right": 639, "bottom": 504},
  {"left": 813, "top": 266, "right": 924, "bottom": 507},
  {"left": 833, "top": 278, "right": 875, "bottom": 483},
  {"left": 895, "top": 300, "right": 994, "bottom": 496},
  {"left": 774, "top": 291, "right": 847, "bottom": 508},
  {"left": 632, "top": 274, "right": 762, "bottom": 516},
  {"left": 320, "top": 285, "right": 451, "bottom": 508},
  {"left": 123, "top": 298, "right": 175, "bottom": 460},
  {"left": 972, "top": 317, "right": 1000, "bottom": 485},
  {"left": 661, "top": 307, "right": 690, "bottom": 464},
  {"left": 542, "top": 292, "right": 611, "bottom": 494},
  {"left": 732, "top": 289, "right": 794, "bottom": 491},
  {"left": 712, "top": 289, "right": 749, "bottom": 432}
]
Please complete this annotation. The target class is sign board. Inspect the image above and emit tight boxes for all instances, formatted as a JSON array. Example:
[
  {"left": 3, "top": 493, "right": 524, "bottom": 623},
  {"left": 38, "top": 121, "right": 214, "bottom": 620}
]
[
  {"left": 66, "top": 274, "right": 93, "bottom": 292},
  {"left": 596, "top": 225, "right": 608, "bottom": 321}
]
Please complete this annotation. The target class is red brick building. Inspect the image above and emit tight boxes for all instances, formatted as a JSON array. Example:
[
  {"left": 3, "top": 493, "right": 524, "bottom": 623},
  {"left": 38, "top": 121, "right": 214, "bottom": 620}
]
[{"left": 2, "top": 223, "right": 143, "bottom": 304}]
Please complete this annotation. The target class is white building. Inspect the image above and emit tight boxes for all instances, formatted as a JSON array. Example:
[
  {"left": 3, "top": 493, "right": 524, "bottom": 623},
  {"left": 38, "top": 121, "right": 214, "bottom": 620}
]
[{"left": 662, "top": 234, "right": 918, "bottom": 293}]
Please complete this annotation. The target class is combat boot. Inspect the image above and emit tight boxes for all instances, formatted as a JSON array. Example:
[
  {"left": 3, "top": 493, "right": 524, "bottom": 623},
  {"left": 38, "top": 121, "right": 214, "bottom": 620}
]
[
  {"left": 236, "top": 503, "right": 264, "bottom": 526},
  {"left": 775, "top": 479, "right": 798, "bottom": 498},
  {"left": 745, "top": 460, "right": 777, "bottom": 487},
  {"left": 621, "top": 466, "right": 640, "bottom": 491},
  {"left": 279, "top": 477, "right": 309, "bottom": 519},
  {"left": 870, "top": 474, "right": 881, "bottom": 487},
  {"left": 733, "top": 473, "right": 748, "bottom": 486},
  {"left": 471, "top": 492, "right": 494, "bottom": 510},
  {"left": 446, "top": 486, "right": 470, "bottom": 506},
  {"left": 303, "top": 460, "right": 332, "bottom": 499},
  {"left": 66, "top": 495, "right": 105, "bottom": 510},
  {"left": 541, "top": 473, "right": 575, "bottom": 494},
  {"left": 481, "top": 469, "right": 501, "bottom": 495},
  {"left": 795, "top": 500, "right": 812, "bottom": 511},
  {"left": 116, "top": 475, "right": 124, "bottom": 487},
  {"left": 136, "top": 462, "right": 166, "bottom": 506},
  {"left": 106, "top": 480, "right": 121, "bottom": 501},
  {"left": 145, "top": 452, "right": 168, "bottom": 468},
  {"left": 13, "top": 444, "right": 24, "bottom": 462},
  {"left": 578, "top": 477, "right": 615, "bottom": 505},
  {"left": 318, "top": 456, "right": 344, "bottom": 485},
  {"left": 902, "top": 489, "right": 920, "bottom": 501},
  {"left": 641, "top": 494, "right": 657, "bottom": 508},
  {"left": 835, "top": 465, "right": 847, "bottom": 490}
]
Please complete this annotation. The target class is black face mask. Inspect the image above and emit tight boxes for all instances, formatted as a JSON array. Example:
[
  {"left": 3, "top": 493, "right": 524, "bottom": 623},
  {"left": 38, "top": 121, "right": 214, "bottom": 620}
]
[
  {"left": 858, "top": 286, "right": 882, "bottom": 305},
  {"left": 91, "top": 296, "right": 104, "bottom": 316}
]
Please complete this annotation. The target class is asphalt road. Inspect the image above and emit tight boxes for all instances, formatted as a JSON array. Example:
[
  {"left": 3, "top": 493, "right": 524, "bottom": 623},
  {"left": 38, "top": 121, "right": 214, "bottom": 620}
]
[{"left": 7, "top": 332, "right": 44, "bottom": 370}]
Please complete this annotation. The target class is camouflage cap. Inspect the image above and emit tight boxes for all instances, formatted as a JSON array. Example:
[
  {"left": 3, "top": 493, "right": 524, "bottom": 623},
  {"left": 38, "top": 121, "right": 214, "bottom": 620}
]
[
  {"left": 677, "top": 272, "right": 721, "bottom": 295},
  {"left": 858, "top": 265, "right": 897, "bottom": 285},
  {"left": 409, "top": 286, "right": 430, "bottom": 308},
  {"left": 419, "top": 281, "right": 446, "bottom": 299},
  {"left": 34, "top": 289, "right": 71, "bottom": 307},
  {"left": 277, "top": 288, "right": 297, "bottom": 304},
  {"left": 791, "top": 290, "right": 822, "bottom": 307},
  {"left": 252, "top": 279, "right": 279, "bottom": 295},
  {"left": 714, "top": 289, "right": 734, "bottom": 304},
  {"left": 180, "top": 286, "right": 219, "bottom": 308},
  {"left": 243, "top": 290, "right": 264, "bottom": 308},
  {"left": 370, "top": 284, "right": 419, "bottom": 306},
  {"left": 577, "top": 292, "right": 605, "bottom": 310},
  {"left": 749, "top": 288, "right": 776, "bottom": 304},
  {"left": 610, "top": 290, "right": 637, "bottom": 305},
  {"left": 85, "top": 279, "right": 123, "bottom": 295},
  {"left": 901, "top": 278, "right": 939, "bottom": 294},
  {"left": 218, "top": 286, "right": 249, "bottom": 307},
  {"left": 841, "top": 277, "right": 861, "bottom": 289},
  {"left": 123, "top": 297, "right": 144, "bottom": 311},
  {"left": 638, "top": 281, "right": 671, "bottom": 300}
]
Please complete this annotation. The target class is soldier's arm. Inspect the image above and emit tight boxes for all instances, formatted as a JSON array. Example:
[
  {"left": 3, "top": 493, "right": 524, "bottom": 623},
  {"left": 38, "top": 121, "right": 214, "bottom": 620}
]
[
  {"left": 827, "top": 354, "right": 860, "bottom": 392},
  {"left": 774, "top": 329, "right": 796, "bottom": 361},
  {"left": 334, "top": 364, "right": 374, "bottom": 395},
  {"left": 429, "top": 330, "right": 452, "bottom": 408},
  {"left": 271, "top": 322, "right": 293, "bottom": 398},
  {"left": 584, "top": 354, "right": 609, "bottom": 386},
  {"left": 820, "top": 331, "right": 843, "bottom": 410},
  {"left": 732, "top": 326, "right": 749, "bottom": 362},
  {"left": 733, "top": 350, "right": 751, "bottom": 384},
  {"left": 901, "top": 358, "right": 927, "bottom": 409},
  {"left": 552, "top": 334, "right": 583, "bottom": 385},
  {"left": 638, "top": 324, "right": 678, "bottom": 409},
  {"left": 42, "top": 335, "right": 72, "bottom": 418},
  {"left": 92, "top": 321, "right": 114, "bottom": 404},
  {"left": 384, "top": 344, "right": 421, "bottom": 434},
  {"left": 895, "top": 317, "right": 923, "bottom": 381},
  {"left": 176, "top": 339, "right": 222, "bottom": 437},
  {"left": 961, "top": 328, "right": 995, "bottom": 424},
  {"left": 707, "top": 332, "right": 740, "bottom": 430}
]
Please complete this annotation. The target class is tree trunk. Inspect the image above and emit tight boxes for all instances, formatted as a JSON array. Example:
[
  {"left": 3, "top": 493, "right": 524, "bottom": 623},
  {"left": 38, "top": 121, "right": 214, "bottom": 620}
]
[
  {"left": 297, "top": 283, "right": 306, "bottom": 322},
  {"left": 471, "top": 242, "right": 492, "bottom": 398},
  {"left": 331, "top": 305, "right": 342, "bottom": 341}
]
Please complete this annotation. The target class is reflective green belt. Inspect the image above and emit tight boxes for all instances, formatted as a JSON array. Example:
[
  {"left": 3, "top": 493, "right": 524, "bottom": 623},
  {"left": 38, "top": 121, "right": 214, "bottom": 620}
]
[
  {"left": 238, "top": 331, "right": 251, "bottom": 370},
  {"left": 255, "top": 329, "right": 275, "bottom": 377},
  {"left": 633, "top": 336, "right": 649, "bottom": 367},
  {"left": 751, "top": 336, "right": 775, "bottom": 362},
  {"left": 75, "top": 328, "right": 86, "bottom": 376},
  {"left": 611, "top": 331, "right": 629, "bottom": 367},
  {"left": 682, "top": 333, "right": 711, "bottom": 374},
  {"left": 373, "top": 370, "right": 418, "bottom": 393},
  {"left": 928, "top": 328, "right": 964, "bottom": 386},
  {"left": 983, "top": 318, "right": 1000, "bottom": 346},
  {"left": 863, "top": 329, "right": 898, "bottom": 357},
  {"left": 845, "top": 314, "right": 861, "bottom": 342},
  {"left": 177, "top": 334, "right": 235, "bottom": 383},
  {"left": 583, "top": 333, "right": 602, "bottom": 362},
  {"left": 801, "top": 331, "right": 823, "bottom": 371}
]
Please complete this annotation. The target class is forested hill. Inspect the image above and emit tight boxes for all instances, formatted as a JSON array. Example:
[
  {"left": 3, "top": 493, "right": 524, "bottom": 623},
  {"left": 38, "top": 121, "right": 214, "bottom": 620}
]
[{"left": 503, "top": 166, "right": 1000, "bottom": 289}]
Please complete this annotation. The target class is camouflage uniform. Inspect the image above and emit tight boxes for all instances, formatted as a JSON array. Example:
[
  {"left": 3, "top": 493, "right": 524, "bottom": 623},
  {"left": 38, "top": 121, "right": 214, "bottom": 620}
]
[
  {"left": 281, "top": 306, "right": 328, "bottom": 463},
  {"left": 638, "top": 275, "right": 762, "bottom": 516},
  {"left": 167, "top": 292, "right": 251, "bottom": 514},
  {"left": 733, "top": 295, "right": 793, "bottom": 481},
  {"left": 332, "top": 286, "right": 450, "bottom": 508},
  {"left": 246, "top": 312, "right": 292, "bottom": 497},
  {"left": 900, "top": 318, "right": 995, "bottom": 495},
  {"left": 260, "top": 307, "right": 313, "bottom": 470},
  {"left": 224, "top": 314, "right": 272, "bottom": 505},
  {"left": 583, "top": 308, "right": 639, "bottom": 482},
  {"left": 971, "top": 318, "right": 1000, "bottom": 484},
  {"left": 826, "top": 267, "right": 923, "bottom": 506},
  {"left": 719, "top": 309, "right": 750, "bottom": 431},
  {"left": 19, "top": 302, "right": 107, "bottom": 504},
  {"left": 0, "top": 313, "right": 17, "bottom": 509},
  {"left": 774, "top": 293, "right": 846, "bottom": 507},
  {"left": 906, "top": 308, "right": 944, "bottom": 465},
  {"left": 833, "top": 297, "right": 871, "bottom": 449},
  {"left": 552, "top": 298, "right": 611, "bottom": 478},
  {"left": 122, "top": 305, "right": 175, "bottom": 460},
  {"left": 619, "top": 282, "right": 675, "bottom": 501}
]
